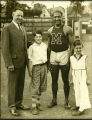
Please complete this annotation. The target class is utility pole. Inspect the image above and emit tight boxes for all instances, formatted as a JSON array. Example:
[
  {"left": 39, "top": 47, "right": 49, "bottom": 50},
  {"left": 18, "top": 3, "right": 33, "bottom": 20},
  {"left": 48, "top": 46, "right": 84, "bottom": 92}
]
[{"left": 65, "top": 5, "right": 68, "bottom": 25}]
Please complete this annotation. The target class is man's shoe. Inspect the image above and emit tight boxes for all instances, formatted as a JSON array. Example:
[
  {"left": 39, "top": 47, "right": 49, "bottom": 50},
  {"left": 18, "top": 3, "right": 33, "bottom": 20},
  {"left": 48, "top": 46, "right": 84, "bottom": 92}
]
[
  {"left": 37, "top": 104, "right": 43, "bottom": 111},
  {"left": 71, "top": 106, "right": 79, "bottom": 111},
  {"left": 31, "top": 107, "right": 39, "bottom": 115},
  {"left": 16, "top": 104, "right": 30, "bottom": 110},
  {"left": 72, "top": 110, "right": 84, "bottom": 116},
  {"left": 48, "top": 100, "right": 57, "bottom": 108},
  {"left": 9, "top": 108, "right": 20, "bottom": 116}
]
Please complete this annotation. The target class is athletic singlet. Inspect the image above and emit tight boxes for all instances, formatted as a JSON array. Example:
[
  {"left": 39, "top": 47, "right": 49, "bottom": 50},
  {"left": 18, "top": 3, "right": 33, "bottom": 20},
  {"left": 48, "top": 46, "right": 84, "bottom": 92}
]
[{"left": 48, "top": 26, "right": 69, "bottom": 52}]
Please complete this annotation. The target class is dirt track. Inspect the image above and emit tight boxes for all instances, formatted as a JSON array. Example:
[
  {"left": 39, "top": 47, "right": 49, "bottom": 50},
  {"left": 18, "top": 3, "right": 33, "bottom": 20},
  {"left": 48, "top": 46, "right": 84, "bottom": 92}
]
[{"left": 1, "top": 36, "right": 92, "bottom": 119}]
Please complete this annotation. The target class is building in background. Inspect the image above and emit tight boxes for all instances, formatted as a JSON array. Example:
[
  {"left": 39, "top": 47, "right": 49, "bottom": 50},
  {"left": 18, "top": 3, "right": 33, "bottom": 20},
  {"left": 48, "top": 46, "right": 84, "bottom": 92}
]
[{"left": 40, "top": 6, "right": 50, "bottom": 18}]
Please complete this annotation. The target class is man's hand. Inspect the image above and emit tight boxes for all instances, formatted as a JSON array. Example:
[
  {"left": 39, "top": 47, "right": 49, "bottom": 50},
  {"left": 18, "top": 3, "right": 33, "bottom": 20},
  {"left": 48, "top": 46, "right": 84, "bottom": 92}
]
[
  {"left": 28, "top": 69, "right": 32, "bottom": 78},
  {"left": 48, "top": 63, "right": 52, "bottom": 72},
  {"left": 86, "top": 80, "right": 90, "bottom": 86},
  {"left": 27, "top": 65, "right": 32, "bottom": 78},
  {"left": 8, "top": 65, "right": 14, "bottom": 71}
]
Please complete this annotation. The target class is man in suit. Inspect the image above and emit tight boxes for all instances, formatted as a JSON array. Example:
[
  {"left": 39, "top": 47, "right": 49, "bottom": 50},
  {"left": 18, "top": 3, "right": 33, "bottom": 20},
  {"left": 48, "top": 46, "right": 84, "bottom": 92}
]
[{"left": 2, "top": 7, "right": 29, "bottom": 116}]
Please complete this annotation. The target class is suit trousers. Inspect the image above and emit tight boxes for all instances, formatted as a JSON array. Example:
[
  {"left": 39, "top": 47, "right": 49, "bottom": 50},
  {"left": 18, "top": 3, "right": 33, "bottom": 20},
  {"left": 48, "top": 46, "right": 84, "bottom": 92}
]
[
  {"left": 7, "top": 65, "right": 26, "bottom": 108},
  {"left": 50, "top": 64, "right": 70, "bottom": 101}
]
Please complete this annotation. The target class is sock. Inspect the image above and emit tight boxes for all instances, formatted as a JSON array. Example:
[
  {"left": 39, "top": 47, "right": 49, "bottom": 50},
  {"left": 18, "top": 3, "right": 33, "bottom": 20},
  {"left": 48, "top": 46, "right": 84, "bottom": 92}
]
[
  {"left": 36, "top": 96, "right": 40, "bottom": 106},
  {"left": 32, "top": 96, "right": 37, "bottom": 108}
]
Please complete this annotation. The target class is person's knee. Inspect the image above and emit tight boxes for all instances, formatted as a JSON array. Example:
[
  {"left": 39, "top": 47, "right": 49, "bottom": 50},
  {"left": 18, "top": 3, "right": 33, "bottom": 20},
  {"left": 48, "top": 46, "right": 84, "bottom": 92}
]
[{"left": 64, "top": 82, "right": 70, "bottom": 90}]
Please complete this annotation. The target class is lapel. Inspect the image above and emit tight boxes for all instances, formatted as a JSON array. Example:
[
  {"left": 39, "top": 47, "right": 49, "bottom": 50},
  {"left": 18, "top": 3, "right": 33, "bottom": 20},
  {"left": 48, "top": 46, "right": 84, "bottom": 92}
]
[
  {"left": 10, "top": 22, "right": 27, "bottom": 49},
  {"left": 21, "top": 26, "right": 27, "bottom": 49},
  {"left": 11, "top": 22, "right": 24, "bottom": 35},
  {"left": 11, "top": 22, "right": 20, "bottom": 34}
]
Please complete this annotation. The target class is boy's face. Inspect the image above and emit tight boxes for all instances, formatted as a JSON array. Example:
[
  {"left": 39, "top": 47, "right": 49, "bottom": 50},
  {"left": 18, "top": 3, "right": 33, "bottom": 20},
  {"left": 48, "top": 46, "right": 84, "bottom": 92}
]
[
  {"left": 74, "top": 45, "right": 82, "bottom": 55},
  {"left": 34, "top": 34, "right": 42, "bottom": 44}
]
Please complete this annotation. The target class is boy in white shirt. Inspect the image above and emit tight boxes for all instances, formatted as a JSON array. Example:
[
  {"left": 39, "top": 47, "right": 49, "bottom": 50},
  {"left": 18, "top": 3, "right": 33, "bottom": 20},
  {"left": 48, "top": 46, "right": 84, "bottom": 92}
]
[{"left": 28, "top": 30, "right": 47, "bottom": 115}]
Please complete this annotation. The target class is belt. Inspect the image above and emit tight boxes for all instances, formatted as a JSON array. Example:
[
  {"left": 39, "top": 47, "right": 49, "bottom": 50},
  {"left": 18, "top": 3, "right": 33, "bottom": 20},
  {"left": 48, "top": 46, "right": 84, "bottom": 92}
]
[{"left": 33, "top": 62, "right": 47, "bottom": 66}]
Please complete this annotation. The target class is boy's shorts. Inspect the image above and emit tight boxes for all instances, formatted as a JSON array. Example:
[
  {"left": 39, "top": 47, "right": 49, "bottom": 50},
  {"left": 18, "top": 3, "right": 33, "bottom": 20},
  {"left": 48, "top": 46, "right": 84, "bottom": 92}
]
[{"left": 31, "top": 63, "right": 47, "bottom": 96}]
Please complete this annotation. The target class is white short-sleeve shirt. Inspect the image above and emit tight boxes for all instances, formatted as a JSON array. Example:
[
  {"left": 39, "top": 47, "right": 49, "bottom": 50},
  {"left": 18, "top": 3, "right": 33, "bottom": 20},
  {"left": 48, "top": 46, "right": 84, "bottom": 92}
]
[{"left": 28, "top": 42, "right": 47, "bottom": 65}]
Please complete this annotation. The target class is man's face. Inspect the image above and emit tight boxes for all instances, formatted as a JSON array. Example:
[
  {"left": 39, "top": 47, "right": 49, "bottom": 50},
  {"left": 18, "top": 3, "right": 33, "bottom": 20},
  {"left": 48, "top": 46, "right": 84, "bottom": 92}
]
[
  {"left": 34, "top": 34, "right": 42, "bottom": 44},
  {"left": 53, "top": 12, "right": 62, "bottom": 27},
  {"left": 12, "top": 10, "right": 23, "bottom": 24}
]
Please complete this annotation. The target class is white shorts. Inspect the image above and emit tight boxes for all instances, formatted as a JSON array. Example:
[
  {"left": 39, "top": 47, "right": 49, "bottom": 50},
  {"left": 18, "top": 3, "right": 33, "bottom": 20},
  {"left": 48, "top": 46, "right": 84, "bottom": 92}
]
[{"left": 50, "top": 49, "right": 70, "bottom": 65}]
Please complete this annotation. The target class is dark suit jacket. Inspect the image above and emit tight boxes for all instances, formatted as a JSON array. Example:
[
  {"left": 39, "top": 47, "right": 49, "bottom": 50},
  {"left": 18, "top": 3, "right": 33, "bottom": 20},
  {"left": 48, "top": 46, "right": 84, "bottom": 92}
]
[{"left": 2, "top": 22, "right": 28, "bottom": 68}]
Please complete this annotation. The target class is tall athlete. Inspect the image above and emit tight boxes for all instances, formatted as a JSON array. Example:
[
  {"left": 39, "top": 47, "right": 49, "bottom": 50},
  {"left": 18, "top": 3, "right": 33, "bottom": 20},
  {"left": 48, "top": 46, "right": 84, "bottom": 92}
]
[{"left": 48, "top": 10, "right": 74, "bottom": 108}]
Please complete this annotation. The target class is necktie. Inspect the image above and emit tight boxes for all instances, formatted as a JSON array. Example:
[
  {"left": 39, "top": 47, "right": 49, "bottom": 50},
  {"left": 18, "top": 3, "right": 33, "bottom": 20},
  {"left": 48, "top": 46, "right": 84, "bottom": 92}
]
[{"left": 18, "top": 24, "right": 22, "bottom": 32}]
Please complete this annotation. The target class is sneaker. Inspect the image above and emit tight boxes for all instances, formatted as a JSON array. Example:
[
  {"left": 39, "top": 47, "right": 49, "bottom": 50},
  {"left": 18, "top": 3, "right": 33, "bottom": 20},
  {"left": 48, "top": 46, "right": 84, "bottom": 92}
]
[
  {"left": 48, "top": 100, "right": 57, "bottom": 108},
  {"left": 64, "top": 103, "right": 71, "bottom": 109},
  {"left": 31, "top": 107, "right": 39, "bottom": 115},
  {"left": 64, "top": 99, "right": 71, "bottom": 109},
  {"left": 72, "top": 110, "right": 84, "bottom": 116}
]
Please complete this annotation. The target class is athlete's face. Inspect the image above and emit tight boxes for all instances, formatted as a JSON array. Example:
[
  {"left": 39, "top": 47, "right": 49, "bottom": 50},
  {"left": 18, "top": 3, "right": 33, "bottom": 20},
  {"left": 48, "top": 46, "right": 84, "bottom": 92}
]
[
  {"left": 74, "top": 45, "right": 82, "bottom": 55},
  {"left": 34, "top": 34, "right": 42, "bottom": 44},
  {"left": 12, "top": 10, "right": 23, "bottom": 24},
  {"left": 53, "top": 12, "right": 62, "bottom": 27}
]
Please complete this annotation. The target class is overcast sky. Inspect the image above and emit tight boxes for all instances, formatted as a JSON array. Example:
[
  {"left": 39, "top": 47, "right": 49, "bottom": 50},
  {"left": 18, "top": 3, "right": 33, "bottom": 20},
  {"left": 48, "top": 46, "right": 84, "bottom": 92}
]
[
  {"left": 1, "top": 0, "right": 91, "bottom": 8},
  {"left": 18, "top": 1, "right": 70, "bottom": 8}
]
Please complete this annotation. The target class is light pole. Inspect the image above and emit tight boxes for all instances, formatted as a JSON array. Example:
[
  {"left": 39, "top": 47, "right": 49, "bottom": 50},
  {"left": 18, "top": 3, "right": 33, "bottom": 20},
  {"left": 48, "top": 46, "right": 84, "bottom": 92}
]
[{"left": 65, "top": 5, "right": 68, "bottom": 26}]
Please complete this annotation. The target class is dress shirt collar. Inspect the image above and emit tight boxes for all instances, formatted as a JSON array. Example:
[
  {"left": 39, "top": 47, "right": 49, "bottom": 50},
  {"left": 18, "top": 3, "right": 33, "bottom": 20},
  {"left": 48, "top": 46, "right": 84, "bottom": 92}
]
[
  {"left": 33, "top": 42, "right": 43, "bottom": 46},
  {"left": 12, "top": 21, "right": 19, "bottom": 29}
]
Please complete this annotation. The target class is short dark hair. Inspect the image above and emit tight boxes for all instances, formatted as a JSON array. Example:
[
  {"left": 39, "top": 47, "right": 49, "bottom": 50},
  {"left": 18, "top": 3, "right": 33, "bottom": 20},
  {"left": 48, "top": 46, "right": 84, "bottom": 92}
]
[
  {"left": 33, "top": 30, "right": 42, "bottom": 36},
  {"left": 73, "top": 40, "right": 83, "bottom": 47},
  {"left": 53, "top": 10, "right": 63, "bottom": 16},
  {"left": 12, "top": 6, "right": 23, "bottom": 13}
]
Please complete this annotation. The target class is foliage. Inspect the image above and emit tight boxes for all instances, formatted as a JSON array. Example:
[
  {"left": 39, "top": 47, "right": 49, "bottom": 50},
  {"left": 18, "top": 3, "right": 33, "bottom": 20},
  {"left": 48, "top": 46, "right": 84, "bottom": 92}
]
[
  {"left": 3, "top": 1, "right": 43, "bottom": 18},
  {"left": 5, "top": 0, "right": 19, "bottom": 18},
  {"left": 23, "top": 3, "right": 43, "bottom": 17},
  {"left": 24, "top": 9, "right": 42, "bottom": 18},
  {"left": 70, "top": 0, "right": 85, "bottom": 21}
]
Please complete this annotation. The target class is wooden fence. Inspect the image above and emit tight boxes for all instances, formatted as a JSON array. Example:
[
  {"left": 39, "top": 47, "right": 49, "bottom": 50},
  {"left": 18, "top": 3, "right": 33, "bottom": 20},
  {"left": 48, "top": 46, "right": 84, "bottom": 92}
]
[
  {"left": 23, "top": 18, "right": 52, "bottom": 33},
  {"left": 23, "top": 18, "right": 53, "bottom": 45},
  {"left": 1, "top": 17, "right": 53, "bottom": 46},
  {"left": 1, "top": 17, "right": 53, "bottom": 32}
]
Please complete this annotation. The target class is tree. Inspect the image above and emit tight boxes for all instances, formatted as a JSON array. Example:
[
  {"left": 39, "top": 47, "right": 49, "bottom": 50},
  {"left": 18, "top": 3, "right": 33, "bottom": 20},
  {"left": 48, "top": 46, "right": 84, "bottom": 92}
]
[
  {"left": 33, "top": 3, "right": 44, "bottom": 17},
  {"left": 69, "top": 0, "right": 85, "bottom": 21},
  {"left": 5, "top": 0, "right": 20, "bottom": 18},
  {"left": 24, "top": 9, "right": 33, "bottom": 17}
]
